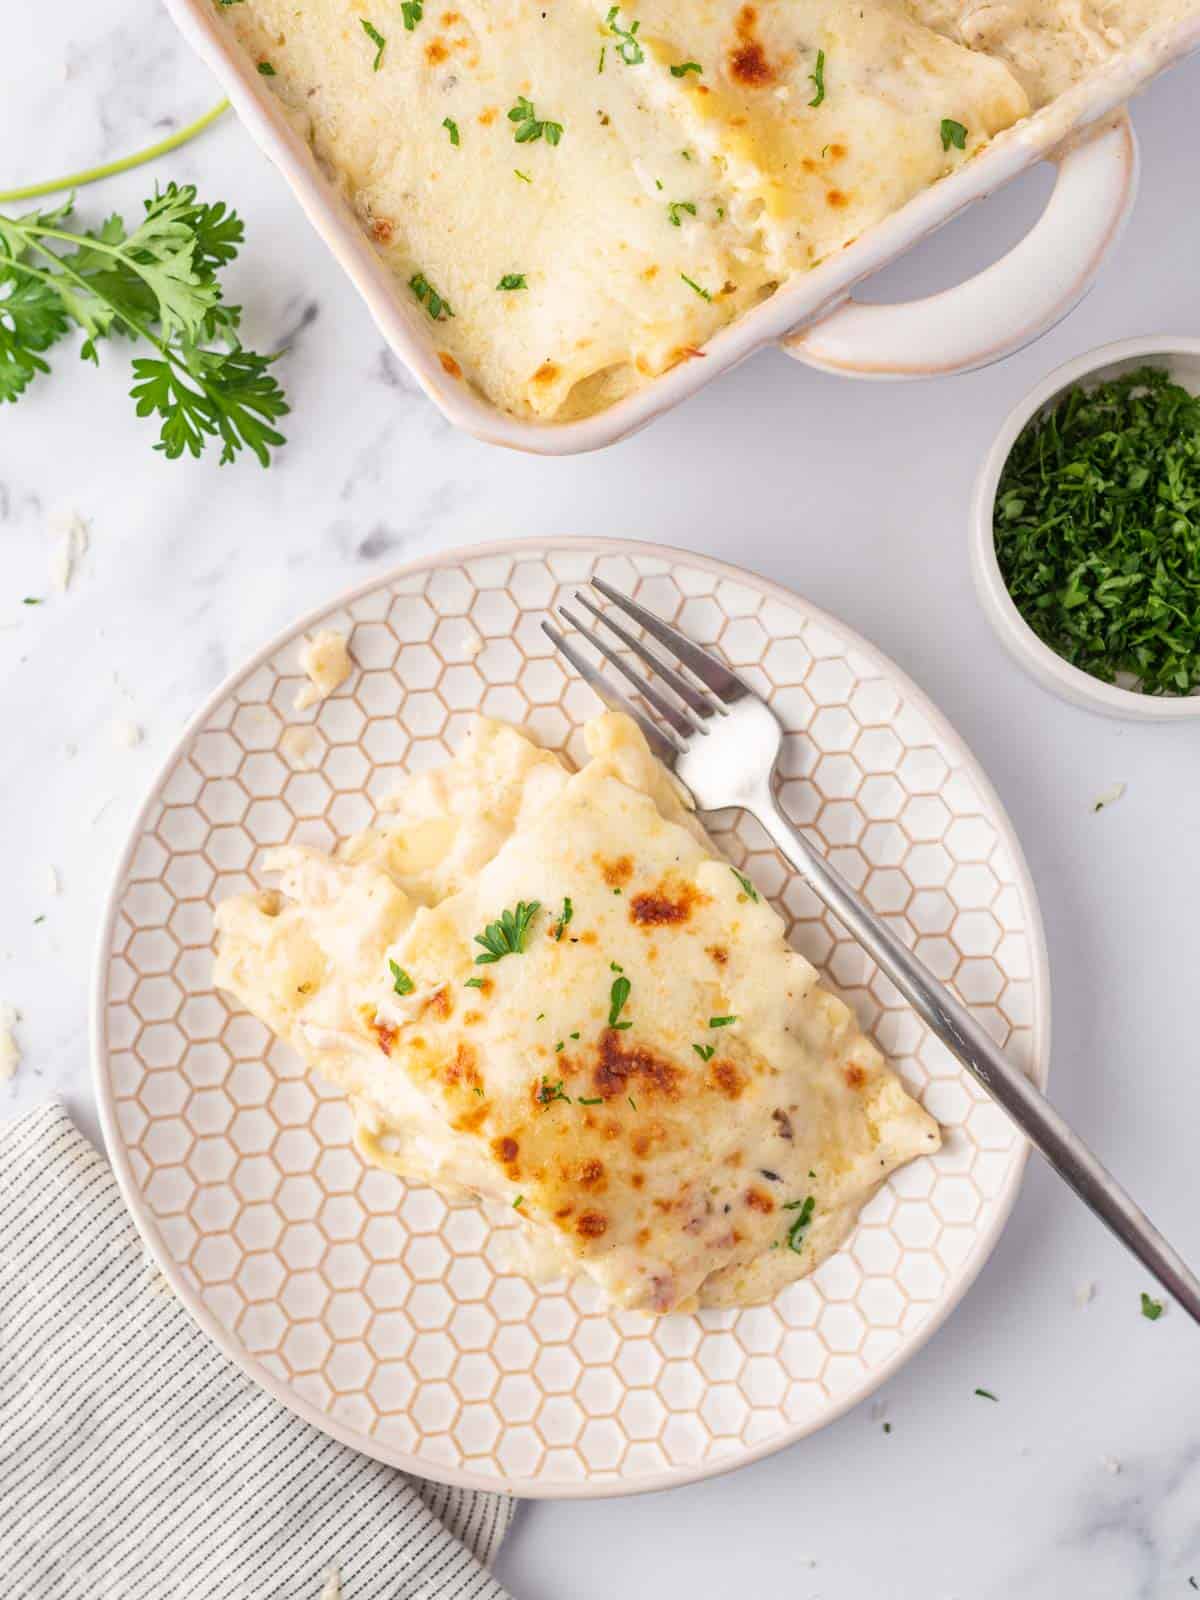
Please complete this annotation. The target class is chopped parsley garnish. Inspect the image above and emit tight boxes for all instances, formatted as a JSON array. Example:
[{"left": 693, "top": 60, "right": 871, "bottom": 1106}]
[
  {"left": 578, "top": 1095, "right": 602, "bottom": 1106},
  {"left": 941, "top": 117, "right": 967, "bottom": 151},
  {"left": 409, "top": 272, "right": 453, "bottom": 321},
  {"left": 610, "top": 961, "right": 624, "bottom": 973},
  {"left": 360, "top": 19, "right": 386, "bottom": 69},
  {"left": 808, "top": 48, "right": 825, "bottom": 107},
  {"left": 995, "top": 367, "right": 1200, "bottom": 696},
  {"left": 513, "top": 1194, "right": 524, "bottom": 1208},
  {"left": 671, "top": 60, "right": 702, "bottom": 77},
  {"left": 1141, "top": 1291, "right": 1165, "bottom": 1321},
  {"left": 974, "top": 1387, "right": 999, "bottom": 1401},
  {"left": 554, "top": 1041, "right": 564, "bottom": 1052},
  {"left": 598, "top": 44, "right": 606, "bottom": 73},
  {"left": 680, "top": 273, "right": 711, "bottom": 302},
  {"left": 731, "top": 867, "right": 759, "bottom": 902},
  {"left": 612, "top": 887, "right": 622, "bottom": 896},
  {"left": 708, "top": 1015, "right": 738, "bottom": 1028},
  {"left": 257, "top": 60, "right": 276, "bottom": 75},
  {"left": 693, "top": 1043, "right": 715, "bottom": 1062},
  {"left": 473, "top": 1086, "right": 484, "bottom": 1096},
  {"left": 605, "top": 6, "right": 644, "bottom": 64},
  {"left": 667, "top": 201, "right": 696, "bottom": 227},
  {"left": 514, "top": 169, "right": 532, "bottom": 183},
  {"left": 570, "top": 1031, "right": 580, "bottom": 1040},
  {"left": 784, "top": 1195, "right": 815, "bottom": 1253},
  {"left": 464, "top": 976, "right": 486, "bottom": 989},
  {"left": 538, "top": 1076, "right": 571, "bottom": 1103},
  {"left": 497, "top": 273, "right": 528, "bottom": 291},
  {"left": 388, "top": 960, "right": 415, "bottom": 996},
  {"left": 628, "top": 1095, "right": 637, "bottom": 1110},
  {"left": 474, "top": 900, "right": 541, "bottom": 964},
  {"left": 550, "top": 897, "right": 574, "bottom": 941},
  {"left": 401, "top": 0, "right": 423, "bottom": 28},
  {"left": 442, "top": 116, "right": 460, "bottom": 146},
  {"left": 608, "top": 975, "right": 632, "bottom": 1029},
  {"left": 508, "top": 96, "right": 563, "bottom": 146},
  {"left": 536, "top": 1011, "right": 545, "bottom": 1020}
]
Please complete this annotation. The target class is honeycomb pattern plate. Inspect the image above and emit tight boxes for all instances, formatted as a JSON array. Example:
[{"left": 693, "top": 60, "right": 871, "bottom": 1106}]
[{"left": 93, "top": 539, "right": 1049, "bottom": 1498}]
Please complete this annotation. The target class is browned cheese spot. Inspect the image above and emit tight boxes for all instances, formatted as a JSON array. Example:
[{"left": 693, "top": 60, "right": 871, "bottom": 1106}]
[
  {"left": 598, "top": 853, "right": 634, "bottom": 888},
  {"left": 707, "top": 945, "right": 729, "bottom": 966},
  {"left": 533, "top": 361, "right": 560, "bottom": 385},
  {"left": 728, "top": 6, "right": 776, "bottom": 86},
  {"left": 594, "top": 1029, "right": 681, "bottom": 1101},
  {"left": 478, "top": 106, "right": 497, "bottom": 124},
  {"left": 439, "top": 352, "right": 462, "bottom": 378},
  {"left": 577, "top": 1211, "right": 608, "bottom": 1238},
  {"left": 630, "top": 877, "right": 704, "bottom": 927},
  {"left": 425, "top": 37, "right": 449, "bottom": 63},
  {"left": 826, "top": 189, "right": 849, "bottom": 209},
  {"left": 844, "top": 1063, "right": 866, "bottom": 1090},
  {"left": 745, "top": 1186, "right": 775, "bottom": 1214},
  {"left": 372, "top": 1020, "right": 397, "bottom": 1056},
  {"left": 371, "top": 218, "right": 395, "bottom": 245},
  {"left": 709, "top": 1058, "right": 745, "bottom": 1100}
]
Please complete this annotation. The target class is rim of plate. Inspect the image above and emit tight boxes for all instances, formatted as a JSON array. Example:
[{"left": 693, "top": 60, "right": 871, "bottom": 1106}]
[{"left": 92, "top": 535, "right": 1051, "bottom": 1500}]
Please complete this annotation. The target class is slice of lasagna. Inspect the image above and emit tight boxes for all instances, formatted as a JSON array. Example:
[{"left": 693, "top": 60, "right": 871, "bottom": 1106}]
[{"left": 215, "top": 714, "right": 940, "bottom": 1314}]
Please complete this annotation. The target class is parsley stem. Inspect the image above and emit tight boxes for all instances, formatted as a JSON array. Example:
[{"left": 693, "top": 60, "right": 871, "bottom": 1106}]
[{"left": 0, "top": 100, "right": 230, "bottom": 204}]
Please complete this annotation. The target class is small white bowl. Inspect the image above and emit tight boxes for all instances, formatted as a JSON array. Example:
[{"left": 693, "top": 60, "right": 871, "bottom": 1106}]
[{"left": 970, "top": 336, "right": 1200, "bottom": 721}]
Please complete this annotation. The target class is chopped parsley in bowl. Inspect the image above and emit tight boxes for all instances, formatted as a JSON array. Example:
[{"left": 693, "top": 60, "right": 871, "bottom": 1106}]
[{"left": 971, "top": 340, "right": 1200, "bottom": 721}]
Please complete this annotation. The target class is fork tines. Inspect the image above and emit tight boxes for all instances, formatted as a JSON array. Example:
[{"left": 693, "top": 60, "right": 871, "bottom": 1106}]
[{"left": 541, "top": 578, "right": 748, "bottom": 760}]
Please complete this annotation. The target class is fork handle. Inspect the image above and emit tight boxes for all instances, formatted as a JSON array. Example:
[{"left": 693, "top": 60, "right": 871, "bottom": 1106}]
[{"left": 751, "top": 790, "right": 1200, "bottom": 1326}]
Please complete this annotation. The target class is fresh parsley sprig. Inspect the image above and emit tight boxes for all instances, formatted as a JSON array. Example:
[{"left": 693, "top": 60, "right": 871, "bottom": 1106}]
[
  {"left": 474, "top": 900, "right": 541, "bottom": 964},
  {"left": 0, "top": 184, "right": 288, "bottom": 464}
]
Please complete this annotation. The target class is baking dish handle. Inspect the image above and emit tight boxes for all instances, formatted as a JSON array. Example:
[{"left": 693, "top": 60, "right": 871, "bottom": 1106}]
[{"left": 780, "top": 112, "right": 1139, "bottom": 379}]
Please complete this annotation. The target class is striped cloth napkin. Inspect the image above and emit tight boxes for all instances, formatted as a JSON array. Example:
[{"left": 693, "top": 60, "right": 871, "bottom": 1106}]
[{"left": 0, "top": 1103, "right": 516, "bottom": 1599}]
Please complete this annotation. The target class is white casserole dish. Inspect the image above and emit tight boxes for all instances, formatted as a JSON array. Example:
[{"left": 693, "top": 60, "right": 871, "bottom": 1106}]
[{"left": 165, "top": 1, "right": 1199, "bottom": 453}]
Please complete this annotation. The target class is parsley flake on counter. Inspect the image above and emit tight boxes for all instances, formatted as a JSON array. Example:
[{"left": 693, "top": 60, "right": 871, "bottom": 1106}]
[
  {"left": 731, "top": 867, "right": 759, "bottom": 901},
  {"left": 257, "top": 60, "right": 276, "bottom": 75},
  {"left": 409, "top": 271, "right": 453, "bottom": 321},
  {"left": 608, "top": 975, "right": 632, "bottom": 1029},
  {"left": 708, "top": 1014, "right": 737, "bottom": 1028},
  {"left": 442, "top": 116, "right": 460, "bottom": 145},
  {"left": 509, "top": 96, "right": 563, "bottom": 146},
  {"left": 883, "top": 1421, "right": 892, "bottom": 1434},
  {"left": 1092, "top": 782, "right": 1127, "bottom": 813},
  {"left": 23, "top": 597, "right": 41, "bottom": 605},
  {"left": 497, "top": 273, "right": 528, "bottom": 290},
  {"left": 360, "top": 19, "right": 386, "bottom": 69},
  {"left": 1141, "top": 1291, "right": 1165, "bottom": 1321},
  {"left": 941, "top": 117, "right": 967, "bottom": 151},
  {"left": 784, "top": 1195, "right": 815, "bottom": 1253},
  {"left": 401, "top": 0, "right": 423, "bottom": 28},
  {"left": 388, "top": 960, "right": 415, "bottom": 996},
  {"left": 605, "top": 6, "right": 644, "bottom": 64},
  {"left": 974, "top": 1387, "right": 999, "bottom": 1401},
  {"left": 693, "top": 1043, "right": 715, "bottom": 1062},
  {"left": 680, "top": 273, "right": 711, "bottom": 301},
  {"left": 671, "top": 60, "right": 702, "bottom": 77},
  {"left": 474, "top": 900, "right": 540, "bottom": 964},
  {"left": 994, "top": 367, "right": 1200, "bottom": 696},
  {"left": 667, "top": 200, "right": 696, "bottom": 227},
  {"left": 33, "top": 915, "right": 45, "bottom": 925},
  {"left": 808, "top": 48, "right": 825, "bottom": 107}
]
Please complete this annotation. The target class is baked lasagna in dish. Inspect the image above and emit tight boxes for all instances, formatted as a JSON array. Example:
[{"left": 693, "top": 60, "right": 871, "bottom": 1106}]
[
  {"left": 215, "top": 713, "right": 940, "bottom": 1315},
  {"left": 219, "top": 0, "right": 1187, "bottom": 421}
]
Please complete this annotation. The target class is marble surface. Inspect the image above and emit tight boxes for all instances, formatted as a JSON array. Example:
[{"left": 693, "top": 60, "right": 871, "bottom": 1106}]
[{"left": 5, "top": 6, "right": 1200, "bottom": 1595}]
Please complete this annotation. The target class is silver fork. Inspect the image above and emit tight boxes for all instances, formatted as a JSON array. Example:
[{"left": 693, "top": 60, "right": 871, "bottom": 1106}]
[{"left": 545, "top": 578, "right": 1200, "bottom": 1326}]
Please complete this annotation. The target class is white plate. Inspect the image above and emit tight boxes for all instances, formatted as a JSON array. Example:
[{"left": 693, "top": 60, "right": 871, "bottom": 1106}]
[{"left": 93, "top": 539, "right": 1049, "bottom": 1498}]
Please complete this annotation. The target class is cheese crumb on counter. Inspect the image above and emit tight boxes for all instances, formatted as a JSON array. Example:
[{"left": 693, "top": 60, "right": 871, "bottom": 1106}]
[
  {"left": 112, "top": 720, "right": 143, "bottom": 749},
  {"left": 47, "top": 866, "right": 60, "bottom": 895},
  {"left": 1092, "top": 783, "right": 1126, "bottom": 814},
  {"left": 294, "top": 630, "right": 352, "bottom": 711},
  {"left": 48, "top": 509, "right": 90, "bottom": 593},
  {"left": 1074, "top": 1279, "right": 1096, "bottom": 1307},
  {"left": 0, "top": 1005, "right": 20, "bottom": 1082},
  {"left": 319, "top": 1570, "right": 342, "bottom": 1600}
]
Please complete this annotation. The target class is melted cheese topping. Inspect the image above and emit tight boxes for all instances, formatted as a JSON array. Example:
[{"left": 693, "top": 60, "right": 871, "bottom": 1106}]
[
  {"left": 215, "top": 714, "right": 940, "bottom": 1314},
  {"left": 295, "top": 630, "right": 353, "bottom": 711},
  {"left": 220, "top": 0, "right": 1187, "bottom": 420}
]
